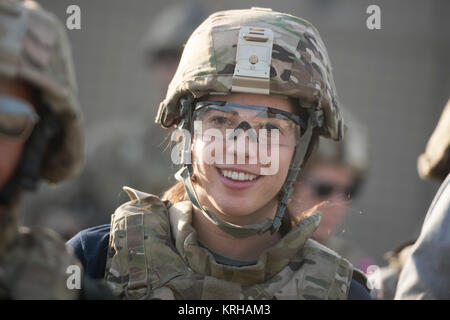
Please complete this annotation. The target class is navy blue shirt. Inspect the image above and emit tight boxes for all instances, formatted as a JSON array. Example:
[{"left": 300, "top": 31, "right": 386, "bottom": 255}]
[{"left": 68, "top": 225, "right": 371, "bottom": 300}]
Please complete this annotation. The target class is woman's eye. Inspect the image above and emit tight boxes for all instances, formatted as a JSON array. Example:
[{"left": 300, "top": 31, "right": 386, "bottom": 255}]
[
  {"left": 263, "top": 123, "right": 280, "bottom": 131},
  {"left": 210, "top": 116, "right": 230, "bottom": 126}
]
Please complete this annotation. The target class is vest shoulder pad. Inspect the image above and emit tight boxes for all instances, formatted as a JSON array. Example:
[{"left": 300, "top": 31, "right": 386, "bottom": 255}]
[
  {"left": 310, "top": 238, "right": 372, "bottom": 296},
  {"left": 106, "top": 187, "right": 176, "bottom": 299},
  {"left": 113, "top": 187, "right": 170, "bottom": 220},
  {"left": 304, "top": 238, "right": 350, "bottom": 262},
  {"left": 123, "top": 186, "right": 153, "bottom": 202},
  {"left": 302, "top": 239, "right": 354, "bottom": 299}
]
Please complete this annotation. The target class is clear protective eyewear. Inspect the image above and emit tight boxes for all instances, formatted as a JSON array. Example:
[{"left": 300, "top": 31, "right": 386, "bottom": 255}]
[
  {"left": 193, "top": 101, "right": 305, "bottom": 147},
  {"left": 0, "top": 95, "right": 40, "bottom": 140}
]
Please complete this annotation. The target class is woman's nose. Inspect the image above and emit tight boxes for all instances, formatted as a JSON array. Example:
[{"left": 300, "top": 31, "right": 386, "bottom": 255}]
[
  {"left": 225, "top": 127, "right": 259, "bottom": 164},
  {"left": 227, "top": 121, "right": 258, "bottom": 142}
]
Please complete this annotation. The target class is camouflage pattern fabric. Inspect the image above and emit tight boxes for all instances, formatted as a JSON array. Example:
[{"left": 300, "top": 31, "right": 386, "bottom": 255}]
[
  {"left": 105, "top": 187, "right": 356, "bottom": 300},
  {"left": 0, "top": 226, "right": 81, "bottom": 299},
  {"left": 325, "top": 235, "right": 374, "bottom": 273},
  {"left": 0, "top": 0, "right": 84, "bottom": 183},
  {"left": 156, "top": 7, "right": 344, "bottom": 141}
]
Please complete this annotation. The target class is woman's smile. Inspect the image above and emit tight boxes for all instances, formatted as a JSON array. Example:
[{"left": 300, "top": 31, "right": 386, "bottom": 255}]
[{"left": 216, "top": 166, "right": 262, "bottom": 190}]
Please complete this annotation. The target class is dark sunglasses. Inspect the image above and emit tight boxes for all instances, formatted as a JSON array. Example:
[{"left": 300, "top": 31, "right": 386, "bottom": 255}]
[{"left": 306, "top": 178, "right": 358, "bottom": 199}]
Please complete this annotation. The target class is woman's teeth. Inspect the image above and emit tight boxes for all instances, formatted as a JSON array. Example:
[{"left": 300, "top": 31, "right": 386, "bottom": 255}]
[{"left": 220, "top": 169, "right": 258, "bottom": 181}]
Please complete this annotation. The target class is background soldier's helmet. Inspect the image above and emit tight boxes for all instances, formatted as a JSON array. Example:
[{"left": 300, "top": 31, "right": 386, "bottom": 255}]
[
  {"left": 0, "top": 0, "right": 83, "bottom": 183},
  {"left": 417, "top": 99, "right": 450, "bottom": 182},
  {"left": 156, "top": 7, "right": 344, "bottom": 141},
  {"left": 142, "top": 2, "right": 207, "bottom": 65},
  {"left": 314, "top": 108, "right": 369, "bottom": 179}
]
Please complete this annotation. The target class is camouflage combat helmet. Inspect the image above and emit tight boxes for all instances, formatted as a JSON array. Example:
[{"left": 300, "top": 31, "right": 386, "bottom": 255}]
[
  {"left": 0, "top": 0, "right": 84, "bottom": 184},
  {"left": 156, "top": 7, "right": 345, "bottom": 238},
  {"left": 142, "top": 2, "right": 207, "bottom": 65},
  {"left": 417, "top": 99, "right": 450, "bottom": 182},
  {"left": 314, "top": 107, "right": 369, "bottom": 178}
]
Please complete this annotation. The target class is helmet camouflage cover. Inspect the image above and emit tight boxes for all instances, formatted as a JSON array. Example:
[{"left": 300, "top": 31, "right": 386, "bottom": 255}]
[
  {"left": 0, "top": 0, "right": 84, "bottom": 183},
  {"left": 156, "top": 7, "right": 344, "bottom": 141}
]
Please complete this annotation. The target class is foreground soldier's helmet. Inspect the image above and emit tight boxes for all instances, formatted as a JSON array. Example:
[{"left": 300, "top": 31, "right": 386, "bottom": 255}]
[
  {"left": 0, "top": 0, "right": 84, "bottom": 183},
  {"left": 156, "top": 7, "right": 345, "bottom": 237},
  {"left": 417, "top": 99, "right": 450, "bottom": 182}
]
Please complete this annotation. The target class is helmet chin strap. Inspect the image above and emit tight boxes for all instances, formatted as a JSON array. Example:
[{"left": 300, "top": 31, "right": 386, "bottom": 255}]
[
  {"left": 271, "top": 114, "right": 315, "bottom": 234},
  {"left": 175, "top": 165, "right": 273, "bottom": 238},
  {"left": 0, "top": 105, "right": 59, "bottom": 206},
  {"left": 175, "top": 97, "right": 316, "bottom": 238}
]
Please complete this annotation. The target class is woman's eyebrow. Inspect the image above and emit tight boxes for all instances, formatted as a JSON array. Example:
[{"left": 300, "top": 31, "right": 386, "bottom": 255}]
[{"left": 207, "top": 105, "right": 239, "bottom": 115}]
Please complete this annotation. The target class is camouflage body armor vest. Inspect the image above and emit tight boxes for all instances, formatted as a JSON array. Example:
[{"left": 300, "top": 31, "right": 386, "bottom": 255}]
[
  {"left": 0, "top": 226, "right": 81, "bottom": 299},
  {"left": 105, "top": 188, "right": 358, "bottom": 300}
]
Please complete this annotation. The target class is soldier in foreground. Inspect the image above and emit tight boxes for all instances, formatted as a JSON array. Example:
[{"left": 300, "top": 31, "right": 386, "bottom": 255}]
[
  {"left": 69, "top": 7, "right": 371, "bottom": 299},
  {"left": 289, "top": 109, "right": 374, "bottom": 272},
  {"left": 394, "top": 99, "right": 450, "bottom": 299},
  {"left": 0, "top": 0, "right": 111, "bottom": 299},
  {"left": 371, "top": 99, "right": 450, "bottom": 299}
]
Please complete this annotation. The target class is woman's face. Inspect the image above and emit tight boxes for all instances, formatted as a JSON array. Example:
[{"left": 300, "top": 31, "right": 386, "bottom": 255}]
[
  {"left": 290, "top": 161, "right": 355, "bottom": 242},
  {"left": 191, "top": 93, "right": 297, "bottom": 224}
]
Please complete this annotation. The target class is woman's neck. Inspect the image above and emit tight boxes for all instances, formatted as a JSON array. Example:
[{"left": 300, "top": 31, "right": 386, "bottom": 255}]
[{"left": 191, "top": 202, "right": 282, "bottom": 261}]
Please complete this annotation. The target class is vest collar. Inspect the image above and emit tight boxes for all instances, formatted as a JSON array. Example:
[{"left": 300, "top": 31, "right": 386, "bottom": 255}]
[{"left": 168, "top": 201, "right": 322, "bottom": 286}]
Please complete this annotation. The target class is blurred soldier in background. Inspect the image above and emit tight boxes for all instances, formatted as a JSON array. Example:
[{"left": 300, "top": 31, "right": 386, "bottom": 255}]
[
  {"left": 0, "top": 0, "right": 112, "bottom": 299},
  {"left": 23, "top": 2, "right": 208, "bottom": 239},
  {"left": 371, "top": 99, "right": 450, "bottom": 299},
  {"left": 394, "top": 99, "right": 450, "bottom": 299},
  {"left": 142, "top": 1, "right": 208, "bottom": 93},
  {"left": 289, "top": 109, "right": 375, "bottom": 272}
]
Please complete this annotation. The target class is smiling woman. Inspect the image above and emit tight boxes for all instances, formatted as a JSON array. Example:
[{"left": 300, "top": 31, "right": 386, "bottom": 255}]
[
  {"left": 191, "top": 94, "right": 296, "bottom": 216},
  {"left": 69, "top": 7, "right": 371, "bottom": 300}
]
